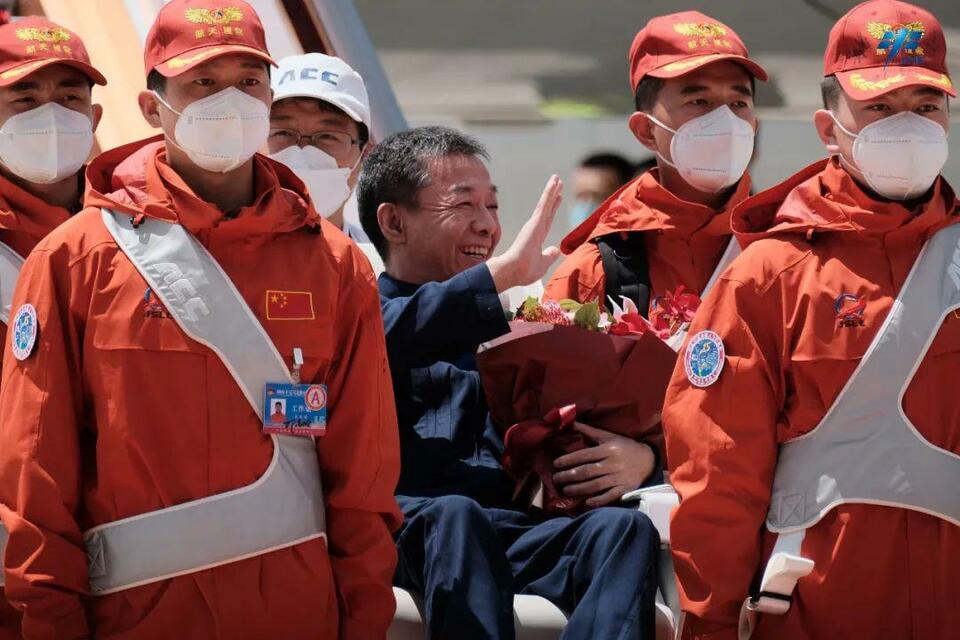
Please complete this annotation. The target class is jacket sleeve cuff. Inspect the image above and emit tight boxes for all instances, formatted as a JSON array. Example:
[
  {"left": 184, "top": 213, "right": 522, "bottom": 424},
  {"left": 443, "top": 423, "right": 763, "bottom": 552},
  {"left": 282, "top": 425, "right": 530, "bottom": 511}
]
[
  {"left": 463, "top": 264, "right": 510, "bottom": 336},
  {"left": 638, "top": 441, "right": 664, "bottom": 489}
]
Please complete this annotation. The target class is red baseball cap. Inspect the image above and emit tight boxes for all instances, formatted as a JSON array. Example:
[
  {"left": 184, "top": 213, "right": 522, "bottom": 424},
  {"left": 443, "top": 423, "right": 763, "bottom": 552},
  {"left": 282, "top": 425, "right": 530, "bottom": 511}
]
[
  {"left": 144, "top": 0, "right": 275, "bottom": 78},
  {"left": 0, "top": 17, "right": 106, "bottom": 87},
  {"left": 628, "top": 11, "right": 767, "bottom": 91},
  {"left": 825, "top": 0, "right": 955, "bottom": 99}
]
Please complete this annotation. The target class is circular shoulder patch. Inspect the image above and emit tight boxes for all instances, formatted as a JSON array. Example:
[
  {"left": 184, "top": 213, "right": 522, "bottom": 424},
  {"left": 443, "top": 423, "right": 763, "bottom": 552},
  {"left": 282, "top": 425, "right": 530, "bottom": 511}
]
[
  {"left": 11, "top": 303, "right": 38, "bottom": 361},
  {"left": 684, "top": 330, "right": 725, "bottom": 388}
]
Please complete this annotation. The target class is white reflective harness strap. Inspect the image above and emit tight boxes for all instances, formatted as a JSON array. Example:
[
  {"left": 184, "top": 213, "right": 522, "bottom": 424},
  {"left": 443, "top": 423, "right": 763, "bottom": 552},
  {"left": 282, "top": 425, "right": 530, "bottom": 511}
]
[
  {"left": 0, "top": 241, "right": 23, "bottom": 588},
  {"left": 87, "top": 209, "right": 326, "bottom": 595},
  {"left": 738, "top": 224, "right": 960, "bottom": 638},
  {"left": 668, "top": 237, "right": 741, "bottom": 351}
]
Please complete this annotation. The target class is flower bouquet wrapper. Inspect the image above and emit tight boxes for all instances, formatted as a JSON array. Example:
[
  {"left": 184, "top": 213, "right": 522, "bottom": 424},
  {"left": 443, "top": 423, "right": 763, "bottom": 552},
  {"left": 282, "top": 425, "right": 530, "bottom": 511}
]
[{"left": 477, "top": 321, "right": 677, "bottom": 515}]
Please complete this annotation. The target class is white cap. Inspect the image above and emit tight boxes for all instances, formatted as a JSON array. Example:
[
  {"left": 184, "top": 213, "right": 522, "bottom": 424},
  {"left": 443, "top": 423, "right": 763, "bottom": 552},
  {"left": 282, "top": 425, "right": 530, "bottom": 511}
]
[{"left": 271, "top": 53, "right": 371, "bottom": 129}]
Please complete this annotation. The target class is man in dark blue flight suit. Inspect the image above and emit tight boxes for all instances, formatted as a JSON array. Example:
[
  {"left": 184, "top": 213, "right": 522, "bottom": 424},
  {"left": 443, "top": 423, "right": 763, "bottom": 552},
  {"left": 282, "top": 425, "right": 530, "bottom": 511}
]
[{"left": 359, "top": 126, "right": 661, "bottom": 640}]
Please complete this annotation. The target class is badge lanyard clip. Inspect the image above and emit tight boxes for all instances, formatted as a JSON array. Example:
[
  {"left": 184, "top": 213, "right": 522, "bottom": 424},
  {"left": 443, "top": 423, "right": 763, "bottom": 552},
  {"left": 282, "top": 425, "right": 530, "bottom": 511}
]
[{"left": 292, "top": 348, "right": 304, "bottom": 384}]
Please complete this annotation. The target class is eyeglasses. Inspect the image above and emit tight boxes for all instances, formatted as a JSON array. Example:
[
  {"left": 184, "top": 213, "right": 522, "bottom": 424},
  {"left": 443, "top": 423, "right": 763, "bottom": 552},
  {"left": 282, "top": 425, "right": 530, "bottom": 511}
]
[{"left": 267, "top": 128, "right": 364, "bottom": 159}]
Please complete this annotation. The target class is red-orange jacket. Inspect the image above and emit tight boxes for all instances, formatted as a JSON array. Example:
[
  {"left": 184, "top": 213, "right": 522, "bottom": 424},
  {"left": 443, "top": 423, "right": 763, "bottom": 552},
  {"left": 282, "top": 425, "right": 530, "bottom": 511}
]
[
  {"left": 0, "top": 138, "right": 401, "bottom": 640},
  {"left": 544, "top": 169, "right": 751, "bottom": 312},
  {"left": 0, "top": 175, "right": 71, "bottom": 639},
  {"left": 663, "top": 158, "right": 960, "bottom": 640}
]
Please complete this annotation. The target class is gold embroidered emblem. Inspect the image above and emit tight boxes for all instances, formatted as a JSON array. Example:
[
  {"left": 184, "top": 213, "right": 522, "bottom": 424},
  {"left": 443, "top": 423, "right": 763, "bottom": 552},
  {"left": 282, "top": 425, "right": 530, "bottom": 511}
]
[
  {"left": 914, "top": 72, "right": 953, "bottom": 89},
  {"left": 185, "top": 7, "right": 244, "bottom": 26},
  {"left": 15, "top": 27, "right": 71, "bottom": 43},
  {"left": 661, "top": 53, "right": 728, "bottom": 74},
  {"left": 166, "top": 46, "right": 226, "bottom": 70},
  {"left": 866, "top": 21, "right": 925, "bottom": 58},
  {"left": 0, "top": 59, "right": 49, "bottom": 80},
  {"left": 848, "top": 72, "right": 907, "bottom": 91},
  {"left": 673, "top": 23, "right": 727, "bottom": 38}
]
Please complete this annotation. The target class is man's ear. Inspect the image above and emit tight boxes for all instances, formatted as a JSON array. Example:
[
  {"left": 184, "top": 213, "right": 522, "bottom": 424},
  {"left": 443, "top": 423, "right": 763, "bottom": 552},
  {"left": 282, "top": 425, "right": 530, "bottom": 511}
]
[
  {"left": 628, "top": 111, "right": 658, "bottom": 153},
  {"left": 813, "top": 109, "right": 840, "bottom": 153},
  {"left": 91, "top": 103, "right": 103, "bottom": 132},
  {"left": 377, "top": 202, "right": 407, "bottom": 248},
  {"left": 138, "top": 90, "right": 163, "bottom": 129}
]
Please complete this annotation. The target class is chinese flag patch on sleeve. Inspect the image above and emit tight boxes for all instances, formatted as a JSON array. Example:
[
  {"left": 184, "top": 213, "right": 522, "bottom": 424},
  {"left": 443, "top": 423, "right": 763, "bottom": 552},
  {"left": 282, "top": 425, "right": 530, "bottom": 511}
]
[{"left": 266, "top": 290, "right": 315, "bottom": 320}]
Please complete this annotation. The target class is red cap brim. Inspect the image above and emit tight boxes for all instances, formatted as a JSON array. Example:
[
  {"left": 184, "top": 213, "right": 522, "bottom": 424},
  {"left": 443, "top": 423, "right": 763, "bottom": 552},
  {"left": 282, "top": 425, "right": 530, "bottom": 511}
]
[
  {"left": 647, "top": 53, "right": 768, "bottom": 82},
  {"left": 155, "top": 44, "right": 276, "bottom": 78},
  {"left": 835, "top": 67, "right": 956, "bottom": 100},
  {"left": 0, "top": 57, "right": 107, "bottom": 87}
]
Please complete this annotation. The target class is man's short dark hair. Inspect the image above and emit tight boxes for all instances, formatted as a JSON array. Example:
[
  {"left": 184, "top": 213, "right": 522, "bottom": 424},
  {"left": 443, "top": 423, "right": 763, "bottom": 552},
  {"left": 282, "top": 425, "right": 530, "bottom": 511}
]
[
  {"left": 633, "top": 72, "right": 757, "bottom": 112},
  {"left": 147, "top": 69, "right": 166, "bottom": 95},
  {"left": 821, "top": 74, "right": 842, "bottom": 110},
  {"left": 579, "top": 152, "right": 634, "bottom": 187},
  {"left": 634, "top": 76, "right": 666, "bottom": 112},
  {"left": 358, "top": 126, "right": 489, "bottom": 260}
]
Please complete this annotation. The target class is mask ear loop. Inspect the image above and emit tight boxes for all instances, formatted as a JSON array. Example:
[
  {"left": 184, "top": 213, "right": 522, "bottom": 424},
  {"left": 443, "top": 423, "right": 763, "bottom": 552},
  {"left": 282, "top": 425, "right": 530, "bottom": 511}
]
[
  {"left": 641, "top": 113, "right": 681, "bottom": 170},
  {"left": 825, "top": 111, "right": 865, "bottom": 177}
]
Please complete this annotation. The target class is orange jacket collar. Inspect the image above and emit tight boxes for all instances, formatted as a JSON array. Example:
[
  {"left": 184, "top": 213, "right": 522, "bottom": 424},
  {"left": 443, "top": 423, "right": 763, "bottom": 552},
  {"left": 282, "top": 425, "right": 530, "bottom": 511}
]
[
  {"left": 0, "top": 173, "right": 72, "bottom": 245},
  {"left": 560, "top": 168, "right": 750, "bottom": 254},
  {"left": 84, "top": 135, "right": 322, "bottom": 236},
  {"left": 733, "top": 157, "right": 958, "bottom": 247}
]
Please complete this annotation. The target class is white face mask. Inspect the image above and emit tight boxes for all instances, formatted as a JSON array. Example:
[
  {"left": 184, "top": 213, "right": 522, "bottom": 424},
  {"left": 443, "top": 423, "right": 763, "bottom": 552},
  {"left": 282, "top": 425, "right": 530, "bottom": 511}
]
[
  {"left": 829, "top": 111, "right": 948, "bottom": 201},
  {"left": 0, "top": 102, "right": 94, "bottom": 184},
  {"left": 646, "top": 105, "right": 755, "bottom": 194},
  {"left": 155, "top": 87, "right": 270, "bottom": 173},
  {"left": 269, "top": 145, "right": 356, "bottom": 217}
]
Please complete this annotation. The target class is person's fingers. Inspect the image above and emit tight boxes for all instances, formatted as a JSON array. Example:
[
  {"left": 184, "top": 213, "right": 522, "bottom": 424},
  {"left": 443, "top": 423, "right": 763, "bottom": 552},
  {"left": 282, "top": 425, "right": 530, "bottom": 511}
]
[
  {"left": 554, "top": 460, "right": 608, "bottom": 485},
  {"left": 561, "top": 474, "right": 615, "bottom": 497},
  {"left": 585, "top": 486, "right": 624, "bottom": 508},
  {"left": 572, "top": 422, "right": 617, "bottom": 442},
  {"left": 553, "top": 444, "right": 608, "bottom": 469}
]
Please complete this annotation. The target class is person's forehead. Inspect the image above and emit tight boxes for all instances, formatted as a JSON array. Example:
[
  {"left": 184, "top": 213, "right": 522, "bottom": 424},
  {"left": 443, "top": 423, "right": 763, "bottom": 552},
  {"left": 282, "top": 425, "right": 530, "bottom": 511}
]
[
  {"left": 575, "top": 165, "right": 619, "bottom": 183},
  {"left": 424, "top": 153, "right": 493, "bottom": 191},
  {"left": 661, "top": 61, "right": 752, "bottom": 93}
]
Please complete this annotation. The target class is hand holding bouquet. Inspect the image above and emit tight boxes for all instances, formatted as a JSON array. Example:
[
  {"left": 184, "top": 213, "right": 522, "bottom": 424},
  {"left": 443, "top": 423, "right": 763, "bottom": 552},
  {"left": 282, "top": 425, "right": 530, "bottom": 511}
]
[{"left": 478, "top": 292, "right": 698, "bottom": 515}]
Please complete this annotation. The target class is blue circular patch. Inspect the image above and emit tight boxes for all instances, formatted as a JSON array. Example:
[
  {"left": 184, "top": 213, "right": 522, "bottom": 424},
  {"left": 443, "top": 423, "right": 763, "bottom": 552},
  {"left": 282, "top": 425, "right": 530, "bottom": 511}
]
[
  {"left": 684, "top": 330, "right": 725, "bottom": 388},
  {"left": 11, "top": 303, "right": 37, "bottom": 361}
]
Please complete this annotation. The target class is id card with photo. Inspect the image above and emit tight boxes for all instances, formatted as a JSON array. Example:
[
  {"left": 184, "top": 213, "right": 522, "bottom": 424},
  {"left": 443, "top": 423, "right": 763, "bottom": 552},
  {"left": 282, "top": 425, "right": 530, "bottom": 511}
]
[{"left": 263, "top": 382, "right": 328, "bottom": 436}]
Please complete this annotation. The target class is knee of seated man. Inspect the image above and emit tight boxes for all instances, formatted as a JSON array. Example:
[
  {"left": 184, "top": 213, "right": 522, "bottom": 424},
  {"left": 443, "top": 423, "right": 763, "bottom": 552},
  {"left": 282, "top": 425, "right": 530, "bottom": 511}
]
[
  {"left": 580, "top": 507, "right": 659, "bottom": 546},
  {"left": 420, "top": 494, "right": 491, "bottom": 530}
]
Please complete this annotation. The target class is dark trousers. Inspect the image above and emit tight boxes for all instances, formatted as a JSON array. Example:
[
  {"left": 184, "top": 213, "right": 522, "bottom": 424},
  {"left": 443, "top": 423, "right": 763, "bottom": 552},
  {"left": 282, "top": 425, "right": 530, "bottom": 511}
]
[{"left": 394, "top": 494, "right": 660, "bottom": 640}]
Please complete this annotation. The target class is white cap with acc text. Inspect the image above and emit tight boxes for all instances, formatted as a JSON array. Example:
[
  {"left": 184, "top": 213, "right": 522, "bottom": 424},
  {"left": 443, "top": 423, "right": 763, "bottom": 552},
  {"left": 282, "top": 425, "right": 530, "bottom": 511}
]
[{"left": 271, "top": 53, "right": 371, "bottom": 129}]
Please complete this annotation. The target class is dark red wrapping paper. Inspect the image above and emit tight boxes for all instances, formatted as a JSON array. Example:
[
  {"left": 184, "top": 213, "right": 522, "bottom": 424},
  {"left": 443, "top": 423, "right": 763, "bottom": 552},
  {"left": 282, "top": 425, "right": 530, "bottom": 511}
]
[{"left": 477, "top": 321, "right": 677, "bottom": 515}]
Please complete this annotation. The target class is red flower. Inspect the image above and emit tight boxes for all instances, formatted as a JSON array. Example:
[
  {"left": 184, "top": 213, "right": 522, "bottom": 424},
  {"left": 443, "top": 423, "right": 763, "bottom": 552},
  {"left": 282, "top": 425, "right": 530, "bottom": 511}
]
[
  {"left": 609, "top": 312, "right": 649, "bottom": 336},
  {"left": 649, "top": 286, "right": 701, "bottom": 337}
]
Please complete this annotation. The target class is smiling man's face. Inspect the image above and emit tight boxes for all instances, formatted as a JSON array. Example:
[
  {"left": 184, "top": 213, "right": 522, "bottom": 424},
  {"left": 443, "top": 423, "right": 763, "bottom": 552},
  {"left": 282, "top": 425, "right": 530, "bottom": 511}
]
[{"left": 396, "top": 153, "right": 502, "bottom": 282}]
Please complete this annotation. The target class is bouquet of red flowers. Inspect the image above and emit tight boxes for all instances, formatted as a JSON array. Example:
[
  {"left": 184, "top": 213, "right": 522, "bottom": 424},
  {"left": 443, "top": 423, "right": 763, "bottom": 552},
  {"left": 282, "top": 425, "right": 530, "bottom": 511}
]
[{"left": 477, "top": 290, "right": 698, "bottom": 515}]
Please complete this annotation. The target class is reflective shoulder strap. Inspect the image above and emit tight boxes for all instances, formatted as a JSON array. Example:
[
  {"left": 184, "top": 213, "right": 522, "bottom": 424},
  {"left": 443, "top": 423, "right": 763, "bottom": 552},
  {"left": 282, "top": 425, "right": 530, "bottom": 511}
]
[
  {"left": 0, "top": 240, "right": 25, "bottom": 325},
  {"left": 100, "top": 209, "right": 291, "bottom": 415},
  {"left": 87, "top": 210, "right": 324, "bottom": 596}
]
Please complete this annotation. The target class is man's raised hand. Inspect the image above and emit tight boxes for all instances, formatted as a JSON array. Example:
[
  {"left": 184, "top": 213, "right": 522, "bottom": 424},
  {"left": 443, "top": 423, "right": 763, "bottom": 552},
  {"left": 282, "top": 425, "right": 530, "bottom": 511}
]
[{"left": 487, "top": 175, "right": 563, "bottom": 293}]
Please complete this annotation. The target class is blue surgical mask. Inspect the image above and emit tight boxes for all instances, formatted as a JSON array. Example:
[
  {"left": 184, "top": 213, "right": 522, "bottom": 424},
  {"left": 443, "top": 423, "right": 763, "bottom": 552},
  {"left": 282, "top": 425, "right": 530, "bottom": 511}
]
[{"left": 567, "top": 199, "right": 600, "bottom": 227}]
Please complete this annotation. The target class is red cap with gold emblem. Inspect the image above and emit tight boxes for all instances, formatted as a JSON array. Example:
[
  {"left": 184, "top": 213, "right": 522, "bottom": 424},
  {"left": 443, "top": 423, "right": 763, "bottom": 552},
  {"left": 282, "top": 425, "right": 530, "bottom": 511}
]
[
  {"left": 628, "top": 11, "right": 767, "bottom": 91},
  {"left": 144, "top": 0, "right": 275, "bottom": 78},
  {"left": 0, "top": 17, "right": 106, "bottom": 87},
  {"left": 825, "top": 0, "right": 955, "bottom": 99}
]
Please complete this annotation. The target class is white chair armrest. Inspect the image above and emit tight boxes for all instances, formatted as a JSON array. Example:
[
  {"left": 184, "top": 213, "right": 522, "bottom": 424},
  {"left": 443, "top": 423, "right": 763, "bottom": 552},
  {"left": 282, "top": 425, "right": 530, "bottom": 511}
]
[{"left": 622, "top": 484, "right": 679, "bottom": 545}]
